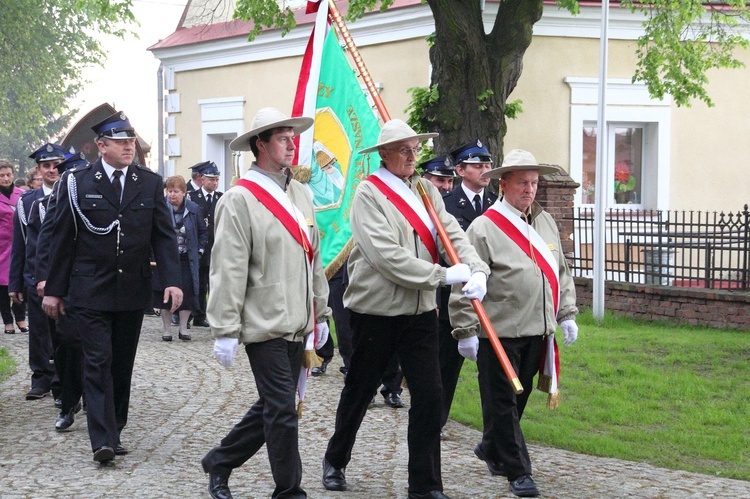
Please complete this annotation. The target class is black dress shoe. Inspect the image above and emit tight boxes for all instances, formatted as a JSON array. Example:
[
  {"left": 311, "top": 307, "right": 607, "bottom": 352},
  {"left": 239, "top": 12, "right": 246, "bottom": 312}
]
[
  {"left": 473, "top": 444, "right": 507, "bottom": 476},
  {"left": 322, "top": 458, "right": 347, "bottom": 491},
  {"left": 178, "top": 332, "right": 191, "bottom": 341},
  {"left": 408, "top": 492, "right": 451, "bottom": 499},
  {"left": 384, "top": 393, "right": 404, "bottom": 408},
  {"left": 171, "top": 314, "right": 179, "bottom": 325},
  {"left": 508, "top": 475, "right": 539, "bottom": 497},
  {"left": 207, "top": 471, "right": 233, "bottom": 499},
  {"left": 93, "top": 446, "right": 115, "bottom": 463},
  {"left": 114, "top": 443, "right": 128, "bottom": 455},
  {"left": 311, "top": 359, "right": 330, "bottom": 376},
  {"left": 55, "top": 407, "right": 77, "bottom": 432},
  {"left": 25, "top": 387, "right": 50, "bottom": 400},
  {"left": 193, "top": 317, "right": 210, "bottom": 327},
  {"left": 54, "top": 398, "right": 62, "bottom": 409}
]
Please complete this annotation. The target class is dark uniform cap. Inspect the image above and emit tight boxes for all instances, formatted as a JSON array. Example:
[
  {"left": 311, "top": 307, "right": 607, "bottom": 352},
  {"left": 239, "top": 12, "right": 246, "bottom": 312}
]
[
  {"left": 56, "top": 149, "right": 89, "bottom": 173},
  {"left": 28, "top": 143, "right": 67, "bottom": 163},
  {"left": 451, "top": 139, "right": 493, "bottom": 165},
  {"left": 91, "top": 111, "right": 137, "bottom": 140},
  {"left": 420, "top": 154, "right": 456, "bottom": 178},
  {"left": 190, "top": 161, "right": 220, "bottom": 177}
]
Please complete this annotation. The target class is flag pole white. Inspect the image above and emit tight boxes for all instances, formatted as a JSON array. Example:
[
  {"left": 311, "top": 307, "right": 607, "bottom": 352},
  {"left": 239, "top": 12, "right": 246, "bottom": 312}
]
[{"left": 593, "top": 0, "right": 610, "bottom": 323}]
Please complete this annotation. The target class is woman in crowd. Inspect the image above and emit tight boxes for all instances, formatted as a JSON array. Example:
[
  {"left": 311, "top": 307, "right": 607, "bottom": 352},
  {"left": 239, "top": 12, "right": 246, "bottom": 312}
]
[
  {"left": 25, "top": 168, "right": 42, "bottom": 190},
  {"left": 0, "top": 160, "right": 28, "bottom": 334},
  {"left": 154, "top": 175, "right": 208, "bottom": 341}
]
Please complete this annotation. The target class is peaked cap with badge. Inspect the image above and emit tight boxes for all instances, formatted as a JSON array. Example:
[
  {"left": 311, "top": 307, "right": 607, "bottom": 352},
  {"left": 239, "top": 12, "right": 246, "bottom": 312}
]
[
  {"left": 29, "top": 143, "right": 68, "bottom": 163},
  {"left": 190, "top": 161, "right": 220, "bottom": 178},
  {"left": 420, "top": 154, "right": 456, "bottom": 178},
  {"left": 91, "top": 111, "right": 137, "bottom": 140},
  {"left": 451, "top": 139, "right": 493, "bottom": 165}
]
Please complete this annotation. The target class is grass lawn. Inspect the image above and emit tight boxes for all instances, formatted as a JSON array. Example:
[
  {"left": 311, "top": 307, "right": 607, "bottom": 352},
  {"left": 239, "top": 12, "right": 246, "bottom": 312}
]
[
  {"left": 449, "top": 310, "right": 750, "bottom": 481},
  {"left": 0, "top": 347, "right": 15, "bottom": 383}
]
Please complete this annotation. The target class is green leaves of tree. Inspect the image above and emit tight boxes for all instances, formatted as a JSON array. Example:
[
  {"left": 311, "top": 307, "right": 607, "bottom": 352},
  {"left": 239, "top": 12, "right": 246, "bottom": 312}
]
[
  {"left": 622, "top": 0, "right": 750, "bottom": 107},
  {"left": 0, "top": 0, "right": 137, "bottom": 137}
]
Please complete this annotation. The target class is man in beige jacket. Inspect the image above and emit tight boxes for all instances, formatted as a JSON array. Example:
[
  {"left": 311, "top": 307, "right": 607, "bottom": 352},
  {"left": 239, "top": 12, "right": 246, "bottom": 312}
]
[
  {"left": 322, "top": 120, "right": 490, "bottom": 499},
  {"left": 201, "top": 108, "right": 332, "bottom": 499},
  {"left": 449, "top": 149, "right": 579, "bottom": 498}
]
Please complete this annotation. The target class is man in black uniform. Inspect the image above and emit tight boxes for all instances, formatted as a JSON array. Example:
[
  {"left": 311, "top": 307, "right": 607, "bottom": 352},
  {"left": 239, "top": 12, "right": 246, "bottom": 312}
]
[
  {"left": 36, "top": 151, "right": 90, "bottom": 431},
  {"left": 186, "top": 161, "right": 222, "bottom": 328},
  {"left": 9, "top": 143, "right": 66, "bottom": 401},
  {"left": 420, "top": 154, "right": 456, "bottom": 195},
  {"left": 438, "top": 140, "right": 497, "bottom": 442},
  {"left": 42, "top": 112, "right": 182, "bottom": 463}
]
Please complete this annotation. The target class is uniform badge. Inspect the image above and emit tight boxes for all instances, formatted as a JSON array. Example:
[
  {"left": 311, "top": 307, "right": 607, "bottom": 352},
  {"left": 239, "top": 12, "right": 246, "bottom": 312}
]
[
  {"left": 476, "top": 139, "right": 483, "bottom": 148},
  {"left": 46, "top": 144, "right": 54, "bottom": 153},
  {"left": 95, "top": 171, "right": 103, "bottom": 180},
  {"left": 131, "top": 172, "right": 138, "bottom": 182},
  {"left": 458, "top": 198, "right": 467, "bottom": 207}
]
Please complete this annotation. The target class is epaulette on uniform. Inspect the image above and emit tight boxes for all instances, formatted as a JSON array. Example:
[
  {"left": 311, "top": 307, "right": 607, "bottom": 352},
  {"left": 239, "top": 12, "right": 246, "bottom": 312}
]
[
  {"left": 135, "top": 164, "right": 159, "bottom": 176},
  {"left": 20, "top": 188, "right": 39, "bottom": 199}
]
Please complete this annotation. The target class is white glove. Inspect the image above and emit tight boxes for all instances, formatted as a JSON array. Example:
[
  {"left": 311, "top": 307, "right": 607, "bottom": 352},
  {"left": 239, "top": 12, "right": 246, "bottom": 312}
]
[
  {"left": 462, "top": 272, "right": 487, "bottom": 301},
  {"left": 314, "top": 321, "right": 329, "bottom": 351},
  {"left": 445, "top": 263, "right": 471, "bottom": 285},
  {"left": 213, "top": 337, "right": 240, "bottom": 368},
  {"left": 560, "top": 320, "right": 579, "bottom": 346},
  {"left": 457, "top": 336, "right": 479, "bottom": 362}
]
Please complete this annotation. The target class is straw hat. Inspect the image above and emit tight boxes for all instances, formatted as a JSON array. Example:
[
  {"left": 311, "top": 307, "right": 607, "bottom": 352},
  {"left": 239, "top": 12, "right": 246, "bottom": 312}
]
[
  {"left": 358, "top": 119, "right": 438, "bottom": 154},
  {"left": 481, "top": 149, "right": 560, "bottom": 179},
  {"left": 229, "top": 107, "right": 314, "bottom": 152}
]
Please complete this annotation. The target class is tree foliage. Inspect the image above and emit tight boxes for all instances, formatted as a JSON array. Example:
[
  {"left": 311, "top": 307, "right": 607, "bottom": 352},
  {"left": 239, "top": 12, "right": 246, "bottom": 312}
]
[
  {"left": 232, "top": 0, "right": 750, "bottom": 155},
  {"left": 0, "top": 0, "right": 137, "bottom": 139}
]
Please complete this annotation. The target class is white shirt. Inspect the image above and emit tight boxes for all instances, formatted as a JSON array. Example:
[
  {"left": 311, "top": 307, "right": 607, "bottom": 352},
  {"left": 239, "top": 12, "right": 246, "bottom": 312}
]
[{"left": 461, "top": 183, "right": 484, "bottom": 210}]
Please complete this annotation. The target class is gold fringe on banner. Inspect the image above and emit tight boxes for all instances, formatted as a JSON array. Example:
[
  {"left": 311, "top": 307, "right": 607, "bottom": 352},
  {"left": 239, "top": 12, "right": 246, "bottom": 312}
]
[{"left": 303, "top": 350, "right": 323, "bottom": 369}]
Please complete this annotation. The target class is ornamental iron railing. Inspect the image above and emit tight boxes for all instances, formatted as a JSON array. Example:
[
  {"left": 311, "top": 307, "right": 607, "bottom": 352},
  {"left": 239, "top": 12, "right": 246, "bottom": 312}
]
[{"left": 566, "top": 205, "right": 750, "bottom": 290}]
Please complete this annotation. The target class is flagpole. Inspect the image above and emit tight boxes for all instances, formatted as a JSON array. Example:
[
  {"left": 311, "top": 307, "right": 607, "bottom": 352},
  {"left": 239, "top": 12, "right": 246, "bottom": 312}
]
[
  {"left": 327, "top": 0, "right": 391, "bottom": 122},
  {"left": 325, "top": 0, "right": 521, "bottom": 393}
]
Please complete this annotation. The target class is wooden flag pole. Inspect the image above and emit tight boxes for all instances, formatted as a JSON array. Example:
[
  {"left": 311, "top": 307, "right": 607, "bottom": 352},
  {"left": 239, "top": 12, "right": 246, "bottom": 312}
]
[
  {"left": 327, "top": 0, "right": 391, "bottom": 122},
  {"left": 327, "top": 0, "right": 522, "bottom": 394}
]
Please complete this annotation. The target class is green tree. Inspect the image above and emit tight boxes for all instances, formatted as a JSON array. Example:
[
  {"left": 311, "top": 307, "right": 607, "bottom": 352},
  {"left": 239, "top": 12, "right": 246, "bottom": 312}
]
[
  {"left": 232, "top": 0, "right": 749, "bottom": 158},
  {"left": 0, "top": 0, "right": 137, "bottom": 139}
]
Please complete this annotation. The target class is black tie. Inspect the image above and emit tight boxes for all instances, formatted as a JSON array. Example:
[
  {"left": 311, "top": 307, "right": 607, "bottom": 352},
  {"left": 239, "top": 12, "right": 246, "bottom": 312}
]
[
  {"left": 473, "top": 194, "right": 482, "bottom": 215},
  {"left": 112, "top": 170, "right": 123, "bottom": 204},
  {"left": 206, "top": 193, "right": 212, "bottom": 206}
]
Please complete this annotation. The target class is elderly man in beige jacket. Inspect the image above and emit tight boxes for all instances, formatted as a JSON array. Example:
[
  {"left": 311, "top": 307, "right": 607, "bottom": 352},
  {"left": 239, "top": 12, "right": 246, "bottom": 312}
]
[
  {"left": 449, "top": 149, "right": 579, "bottom": 498},
  {"left": 201, "top": 108, "right": 332, "bottom": 499},
  {"left": 322, "top": 120, "right": 490, "bottom": 499}
]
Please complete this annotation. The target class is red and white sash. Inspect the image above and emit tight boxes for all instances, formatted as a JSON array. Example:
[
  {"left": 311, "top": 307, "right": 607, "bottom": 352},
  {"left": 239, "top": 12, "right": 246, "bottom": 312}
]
[
  {"left": 236, "top": 170, "right": 314, "bottom": 264},
  {"left": 367, "top": 168, "right": 439, "bottom": 263},
  {"left": 484, "top": 200, "right": 561, "bottom": 405}
]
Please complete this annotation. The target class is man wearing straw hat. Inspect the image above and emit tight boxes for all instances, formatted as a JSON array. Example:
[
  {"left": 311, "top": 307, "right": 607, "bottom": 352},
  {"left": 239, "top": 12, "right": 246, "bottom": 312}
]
[
  {"left": 201, "top": 107, "right": 331, "bottom": 499},
  {"left": 321, "top": 119, "right": 489, "bottom": 499},
  {"left": 449, "top": 149, "right": 579, "bottom": 497}
]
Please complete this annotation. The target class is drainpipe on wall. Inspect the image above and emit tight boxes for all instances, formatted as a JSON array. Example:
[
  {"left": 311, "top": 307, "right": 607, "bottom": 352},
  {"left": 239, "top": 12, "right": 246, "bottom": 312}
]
[{"left": 157, "top": 64, "right": 165, "bottom": 177}]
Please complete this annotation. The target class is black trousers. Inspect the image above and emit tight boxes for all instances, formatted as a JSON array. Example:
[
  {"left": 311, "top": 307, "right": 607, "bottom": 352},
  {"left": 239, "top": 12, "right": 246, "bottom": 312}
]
[
  {"left": 325, "top": 311, "right": 443, "bottom": 494},
  {"left": 0, "top": 286, "right": 25, "bottom": 326},
  {"left": 71, "top": 307, "right": 144, "bottom": 452},
  {"left": 437, "top": 316, "right": 463, "bottom": 428},
  {"left": 202, "top": 338, "right": 305, "bottom": 499},
  {"left": 25, "top": 286, "right": 55, "bottom": 393},
  {"left": 53, "top": 304, "right": 84, "bottom": 413},
  {"left": 476, "top": 335, "right": 544, "bottom": 480},
  {"left": 315, "top": 266, "right": 353, "bottom": 368},
  {"left": 194, "top": 264, "right": 209, "bottom": 320}
]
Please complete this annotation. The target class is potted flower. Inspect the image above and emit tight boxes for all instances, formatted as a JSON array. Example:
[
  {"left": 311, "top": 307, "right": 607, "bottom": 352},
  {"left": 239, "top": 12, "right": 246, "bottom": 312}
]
[{"left": 614, "top": 161, "right": 636, "bottom": 203}]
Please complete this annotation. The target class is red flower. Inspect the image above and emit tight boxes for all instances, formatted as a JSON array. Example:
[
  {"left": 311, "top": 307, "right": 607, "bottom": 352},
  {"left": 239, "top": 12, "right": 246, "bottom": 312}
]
[{"left": 614, "top": 161, "right": 631, "bottom": 184}]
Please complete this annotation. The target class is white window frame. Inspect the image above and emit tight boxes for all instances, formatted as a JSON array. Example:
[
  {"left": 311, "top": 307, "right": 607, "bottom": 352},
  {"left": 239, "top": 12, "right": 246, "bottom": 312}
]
[
  {"left": 199, "top": 97, "right": 246, "bottom": 191},
  {"left": 566, "top": 77, "right": 671, "bottom": 210}
]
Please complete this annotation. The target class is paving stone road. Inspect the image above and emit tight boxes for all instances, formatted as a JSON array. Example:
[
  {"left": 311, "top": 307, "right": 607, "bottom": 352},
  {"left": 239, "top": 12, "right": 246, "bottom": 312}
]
[{"left": 1, "top": 316, "right": 749, "bottom": 498}]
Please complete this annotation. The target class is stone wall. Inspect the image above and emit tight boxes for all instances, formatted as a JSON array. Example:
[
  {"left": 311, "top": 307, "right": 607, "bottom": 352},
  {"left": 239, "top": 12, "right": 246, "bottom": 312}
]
[{"left": 574, "top": 278, "right": 750, "bottom": 330}]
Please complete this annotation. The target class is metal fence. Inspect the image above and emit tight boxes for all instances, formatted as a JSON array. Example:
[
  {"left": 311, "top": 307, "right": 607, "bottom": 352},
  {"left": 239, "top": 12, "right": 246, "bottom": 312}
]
[{"left": 566, "top": 205, "right": 750, "bottom": 290}]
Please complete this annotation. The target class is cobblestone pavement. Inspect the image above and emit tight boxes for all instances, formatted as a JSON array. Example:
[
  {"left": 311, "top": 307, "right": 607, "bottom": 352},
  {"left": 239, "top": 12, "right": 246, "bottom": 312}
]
[{"left": 1, "top": 316, "right": 749, "bottom": 498}]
